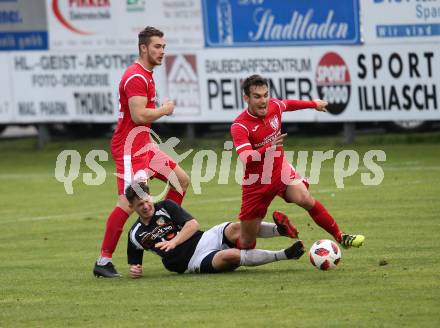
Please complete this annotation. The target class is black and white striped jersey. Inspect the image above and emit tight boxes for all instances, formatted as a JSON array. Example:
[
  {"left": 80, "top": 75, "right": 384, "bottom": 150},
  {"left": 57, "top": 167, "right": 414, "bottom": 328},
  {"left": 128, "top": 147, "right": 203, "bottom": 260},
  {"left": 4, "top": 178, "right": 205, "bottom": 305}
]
[{"left": 127, "top": 200, "right": 204, "bottom": 273}]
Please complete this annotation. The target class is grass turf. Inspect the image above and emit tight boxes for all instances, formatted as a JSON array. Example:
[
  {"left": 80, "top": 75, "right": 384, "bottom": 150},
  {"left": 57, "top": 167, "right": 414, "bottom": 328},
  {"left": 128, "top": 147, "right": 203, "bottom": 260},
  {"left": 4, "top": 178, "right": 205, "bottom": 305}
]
[{"left": 0, "top": 133, "right": 439, "bottom": 327}]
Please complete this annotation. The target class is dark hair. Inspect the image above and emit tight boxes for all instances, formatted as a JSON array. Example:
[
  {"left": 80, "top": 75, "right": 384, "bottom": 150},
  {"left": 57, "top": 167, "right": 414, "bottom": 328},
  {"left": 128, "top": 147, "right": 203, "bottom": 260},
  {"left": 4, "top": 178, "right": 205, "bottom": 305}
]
[
  {"left": 241, "top": 74, "right": 268, "bottom": 96},
  {"left": 138, "top": 26, "right": 164, "bottom": 54},
  {"left": 125, "top": 181, "right": 150, "bottom": 204}
]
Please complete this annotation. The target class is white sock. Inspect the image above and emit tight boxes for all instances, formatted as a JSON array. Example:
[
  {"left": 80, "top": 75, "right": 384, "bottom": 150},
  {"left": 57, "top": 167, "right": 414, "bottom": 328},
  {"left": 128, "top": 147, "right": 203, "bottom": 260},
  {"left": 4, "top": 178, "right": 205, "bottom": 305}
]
[
  {"left": 97, "top": 256, "right": 112, "bottom": 266},
  {"left": 239, "top": 249, "right": 287, "bottom": 267},
  {"left": 257, "top": 222, "right": 280, "bottom": 238}
]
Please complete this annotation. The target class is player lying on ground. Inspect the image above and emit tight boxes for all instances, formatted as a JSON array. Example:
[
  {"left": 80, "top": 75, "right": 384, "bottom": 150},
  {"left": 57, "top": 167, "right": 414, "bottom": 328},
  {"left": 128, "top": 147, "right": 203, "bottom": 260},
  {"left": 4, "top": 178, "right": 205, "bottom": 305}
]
[
  {"left": 112, "top": 181, "right": 305, "bottom": 278},
  {"left": 230, "top": 74, "right": 365, "bottom": 250}
]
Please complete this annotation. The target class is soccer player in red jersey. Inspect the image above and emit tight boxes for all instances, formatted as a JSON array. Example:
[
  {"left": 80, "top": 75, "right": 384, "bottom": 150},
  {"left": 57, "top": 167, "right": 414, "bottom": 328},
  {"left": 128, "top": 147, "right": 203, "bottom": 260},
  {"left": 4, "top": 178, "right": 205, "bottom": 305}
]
[
  {"left": 93, "top": 27, "right": 190, "bottom": 278},
  {"left": 230, "top": 74, "right": 365, "bottom": 250}
]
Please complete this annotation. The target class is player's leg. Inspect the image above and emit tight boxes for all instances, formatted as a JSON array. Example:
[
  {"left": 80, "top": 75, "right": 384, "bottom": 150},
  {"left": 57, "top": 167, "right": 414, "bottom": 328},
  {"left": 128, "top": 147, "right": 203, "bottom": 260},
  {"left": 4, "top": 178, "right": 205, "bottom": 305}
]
[
  {"left": 148, "top": 149, "right": 189, "bottom": 205},
  {"left": 210, "top": 241, "right": 305, "bottom": 272},
  {"left": 209, "top": 249, "right": 240, "bottom": 272},
  {"left": 284, "top": 181, "right": 341, "bottom": 240},
  {"left": 236, "top": 187, "right": 277, "bottom": 249},
  {"left": 225, "top": 220, "right": 293, "bottom": 244},
  {"left": 165, "top": 164, "right": 189, "bottom": 205},
  {"left": 188, "top": 222, "right": 305, "bottom": 274},
  {"left": 224, "top": 220, "right": 296, "bottom": 243},
  {"left": 223, "top": 222, "right": 240, "bottom": 243},
  {"left": 99, "top": 194, "right": 133, "bottom": 259},
  {"left": 238, "top": 218, "right": 263, "bottom": 249},
  {"left": 187, "top": 222, "right": 234, "bottom": 273},
  {"left": 94, "top": 194, "right": 133, "bottom": 278},
  {"left": 284, "top": 181, "right": 364, "bottom": 248},
  {"left": 93, "top": 156, "right": 144, "bottom": 278}
]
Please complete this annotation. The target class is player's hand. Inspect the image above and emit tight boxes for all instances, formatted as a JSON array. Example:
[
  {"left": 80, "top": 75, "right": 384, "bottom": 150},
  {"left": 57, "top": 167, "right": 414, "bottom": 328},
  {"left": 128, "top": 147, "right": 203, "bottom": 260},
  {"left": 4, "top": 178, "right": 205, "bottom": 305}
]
[
  {"left": 313, "top": 99, "right": 328, "bottom": 112},
  {"left": 270, "top": 133, "right": 287, "bottom": 148},
  {"left": 161, "top": 98, "right": 175, "bottom": 116},
  {"left": 129, "top": 264, "right": 143, "bottom": 279},
  {"left": 155, "top": 239, "right": 177, "bottom": 252}
]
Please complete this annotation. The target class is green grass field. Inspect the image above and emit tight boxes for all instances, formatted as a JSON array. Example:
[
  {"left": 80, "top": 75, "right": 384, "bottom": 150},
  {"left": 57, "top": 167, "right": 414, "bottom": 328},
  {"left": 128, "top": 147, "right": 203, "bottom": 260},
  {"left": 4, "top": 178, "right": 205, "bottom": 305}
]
[{"left": 1, "top": 133, "right": 439, "bottom": 327}]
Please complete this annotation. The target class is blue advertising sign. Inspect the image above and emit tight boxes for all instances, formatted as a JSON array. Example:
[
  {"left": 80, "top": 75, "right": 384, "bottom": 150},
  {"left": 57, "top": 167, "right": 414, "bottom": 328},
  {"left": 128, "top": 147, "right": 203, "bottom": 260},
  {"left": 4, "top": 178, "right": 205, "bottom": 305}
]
[
  {"left": 202, "top": 0, "right": 360, "bottom": 47},
  {"left": 0, "top": 0, "right": 48, "bottom": 51}
]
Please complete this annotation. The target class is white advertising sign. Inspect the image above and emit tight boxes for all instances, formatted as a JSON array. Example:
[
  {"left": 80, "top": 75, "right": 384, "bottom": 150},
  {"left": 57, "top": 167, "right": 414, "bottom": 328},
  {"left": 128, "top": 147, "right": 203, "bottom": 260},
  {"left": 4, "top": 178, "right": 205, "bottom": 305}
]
[
  {"left": 46, "top": 0, "right": 203, "bottom": 51},
  {"left": 181, "top": 45, "right": 440, "bottom": 123},
  {"left": 0, "top": 53, "right": 14, "bottom": 123},
  {"left": 11, "top": 51, "right": 140, "bottom": 123},
  {"left": 361, "top": 0, "right": 440, "bottom": 44},
  {"left": 196, "top": 47, "right": 318, "bottom": 122},
  {"left": 348, "top": 47, "right": 439, "bottom": 122},
  {"left": 7, "top": 46, "right": 440, "bottom": 124}
]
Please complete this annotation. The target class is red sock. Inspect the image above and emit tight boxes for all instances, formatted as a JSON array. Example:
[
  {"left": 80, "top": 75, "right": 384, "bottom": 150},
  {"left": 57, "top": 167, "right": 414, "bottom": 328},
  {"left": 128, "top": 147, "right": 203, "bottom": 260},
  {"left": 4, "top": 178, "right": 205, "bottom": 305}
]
[
  {"left": 308, "top": 200, "right": 342, "bottom": 242},
  {"left": 235, "top": 238, "right": 256, "bottom": 250},
  {"left": 100, "top": 207, "right": 130, "bottom": 258},
  {"left": 165, "top": 189, "right": 186, "bottom": 205}
]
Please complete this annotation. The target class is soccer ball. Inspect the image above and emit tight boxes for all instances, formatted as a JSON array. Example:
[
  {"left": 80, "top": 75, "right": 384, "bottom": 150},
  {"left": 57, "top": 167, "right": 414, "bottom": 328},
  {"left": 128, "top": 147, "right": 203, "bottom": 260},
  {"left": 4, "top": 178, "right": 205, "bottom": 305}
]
[{"left": 309, "top": 239, "right": 341, "bottom": 270}]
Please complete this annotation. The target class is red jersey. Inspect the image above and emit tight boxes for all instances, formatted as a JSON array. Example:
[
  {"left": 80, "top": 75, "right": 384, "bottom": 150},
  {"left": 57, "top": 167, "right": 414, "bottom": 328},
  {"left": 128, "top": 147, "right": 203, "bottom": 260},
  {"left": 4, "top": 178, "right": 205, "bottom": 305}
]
[
  {"left": 111, "top": 62, "right": 157, "bottom": 159},
  {"left": 231, "top": 98, "right": 316, "bottom": 186}
]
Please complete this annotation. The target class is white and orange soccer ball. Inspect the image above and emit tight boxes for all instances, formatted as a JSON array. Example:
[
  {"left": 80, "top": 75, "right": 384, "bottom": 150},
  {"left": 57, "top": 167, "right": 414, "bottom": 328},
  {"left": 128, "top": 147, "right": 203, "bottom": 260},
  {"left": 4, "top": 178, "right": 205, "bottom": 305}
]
[{"left": 309, "top": 239, "right": 342, "bottom": 270}]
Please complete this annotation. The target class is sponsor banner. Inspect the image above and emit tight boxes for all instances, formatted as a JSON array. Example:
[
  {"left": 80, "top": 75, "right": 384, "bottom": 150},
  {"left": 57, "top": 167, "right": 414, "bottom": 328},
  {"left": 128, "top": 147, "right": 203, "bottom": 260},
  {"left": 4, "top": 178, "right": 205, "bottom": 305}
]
[
  {"left": 192, "top": 45, "right": 440, "bottom": 123},
  {"left": 196, "top": 47, "right": 317, "bottom": 122},
  {"left": 11, "top": 51, "right": 140, "bottom": 123},
  {"left": 6, "top": 46, "right": 440, "bottom": 124},
  {"left": 47, "top": 0, "right": 203, "bottom": 50},
  {"left": 0, "top": 0, "right": 48, "bottom": 51},
  {"left": 164, "top": 54, "right": 201, "bottom": 116},
  {"left": 352, "top": 47, "right": 439, "bottom": 121},
  {"left": 362, "top": 0, "right": 440, "bottom": 44},
  {"left": 0, "top": 53, "right": 13, "bottom": 122},
  {"left": 202, "top": 0, "right": 360, "bottom": 47}
]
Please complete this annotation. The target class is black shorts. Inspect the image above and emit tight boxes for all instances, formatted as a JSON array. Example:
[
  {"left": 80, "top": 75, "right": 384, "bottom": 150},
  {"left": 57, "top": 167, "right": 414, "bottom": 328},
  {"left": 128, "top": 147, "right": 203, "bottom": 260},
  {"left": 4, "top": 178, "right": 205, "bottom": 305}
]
[{"left": 200, "top": 250, "right": 220, "bottom": 273}]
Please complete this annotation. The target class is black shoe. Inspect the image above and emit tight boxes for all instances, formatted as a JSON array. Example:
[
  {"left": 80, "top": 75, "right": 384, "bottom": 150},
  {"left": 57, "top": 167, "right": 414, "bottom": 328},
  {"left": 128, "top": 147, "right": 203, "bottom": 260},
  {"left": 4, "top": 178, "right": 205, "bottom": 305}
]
[
  {"left": 284, "top": 240, "right": 305, "bottom": 260},
  {"left": 93, "top": 262, "right": 122, "bottom": 278}
]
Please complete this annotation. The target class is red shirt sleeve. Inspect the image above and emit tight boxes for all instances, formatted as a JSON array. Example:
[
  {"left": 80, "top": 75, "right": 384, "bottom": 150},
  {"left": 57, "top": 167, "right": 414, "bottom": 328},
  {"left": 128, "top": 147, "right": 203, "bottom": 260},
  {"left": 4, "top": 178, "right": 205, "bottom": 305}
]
[
  {"left": 231, "top": 123, "right": 272, "bottom": 165},
  {"left": 125, "top": 75, "right": 148, "bottom": 98},
  {"left": 231, "top": 123, "right": 252, "bottom": 155},
  {"left": 282, "top": 99, "right": 316, "bottom": 112}
]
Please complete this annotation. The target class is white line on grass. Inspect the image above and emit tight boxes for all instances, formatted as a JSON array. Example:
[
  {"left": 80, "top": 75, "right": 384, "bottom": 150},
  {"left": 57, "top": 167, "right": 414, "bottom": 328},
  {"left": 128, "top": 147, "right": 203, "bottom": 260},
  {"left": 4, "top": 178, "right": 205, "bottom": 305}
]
[
  {"left": 0, "top": 211, "right": 109, "bottom": 225},
  {"left": 0, "top": 180, "right": 422, "bottom": 224}
]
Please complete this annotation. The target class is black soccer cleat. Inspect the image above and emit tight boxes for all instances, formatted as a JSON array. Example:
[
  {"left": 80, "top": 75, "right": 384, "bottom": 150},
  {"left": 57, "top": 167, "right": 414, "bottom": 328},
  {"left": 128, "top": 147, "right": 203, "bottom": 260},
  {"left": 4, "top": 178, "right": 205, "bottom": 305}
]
[
  {"left": 284, "top": 240, "right": 305, "bottom": 260},
  {"left": 93, "top": 262, "right": 122, "bottom": 278}
]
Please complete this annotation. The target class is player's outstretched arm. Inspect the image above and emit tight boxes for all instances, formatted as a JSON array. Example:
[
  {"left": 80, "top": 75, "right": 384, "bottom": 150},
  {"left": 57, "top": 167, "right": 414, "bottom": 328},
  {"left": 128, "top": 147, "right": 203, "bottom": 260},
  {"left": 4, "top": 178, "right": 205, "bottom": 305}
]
[
  {"left": 128, "top": 96, "right": 175, "bottom": 124},
  {"left": 282, "top": 99, "right": 327, "bottom": 112},
  {"left": 313, "top": 99, "right": 328, "bottom": 112}
]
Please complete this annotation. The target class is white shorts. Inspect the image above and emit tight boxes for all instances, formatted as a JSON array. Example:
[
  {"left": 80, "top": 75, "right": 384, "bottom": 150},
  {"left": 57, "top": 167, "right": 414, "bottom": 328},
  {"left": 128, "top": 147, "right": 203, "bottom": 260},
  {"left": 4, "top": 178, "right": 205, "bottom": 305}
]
[{"left": 186, "top": 222, "right": 231, "bottom": 273}]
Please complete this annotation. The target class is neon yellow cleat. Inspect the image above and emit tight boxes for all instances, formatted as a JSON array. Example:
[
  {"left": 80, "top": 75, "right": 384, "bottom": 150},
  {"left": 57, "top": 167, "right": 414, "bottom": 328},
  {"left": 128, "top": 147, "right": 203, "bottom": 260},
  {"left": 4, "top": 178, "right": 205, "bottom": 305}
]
[{"left": 340, "top": 234, "right": 365, "bottom": 248}]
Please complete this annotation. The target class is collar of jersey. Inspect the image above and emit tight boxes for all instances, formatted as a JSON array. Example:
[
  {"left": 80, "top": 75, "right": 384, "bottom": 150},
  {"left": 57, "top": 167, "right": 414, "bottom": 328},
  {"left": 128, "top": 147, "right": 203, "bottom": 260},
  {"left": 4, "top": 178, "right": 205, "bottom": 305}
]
[
  {"left": 135, "top": 61, "right": 153, "bottom": 74},
  {"left": 138, "top": 214, "right": 154, "bottom": 226},
  {"left": 245, "top": 109, "right": 262, "bottom": 120}
]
